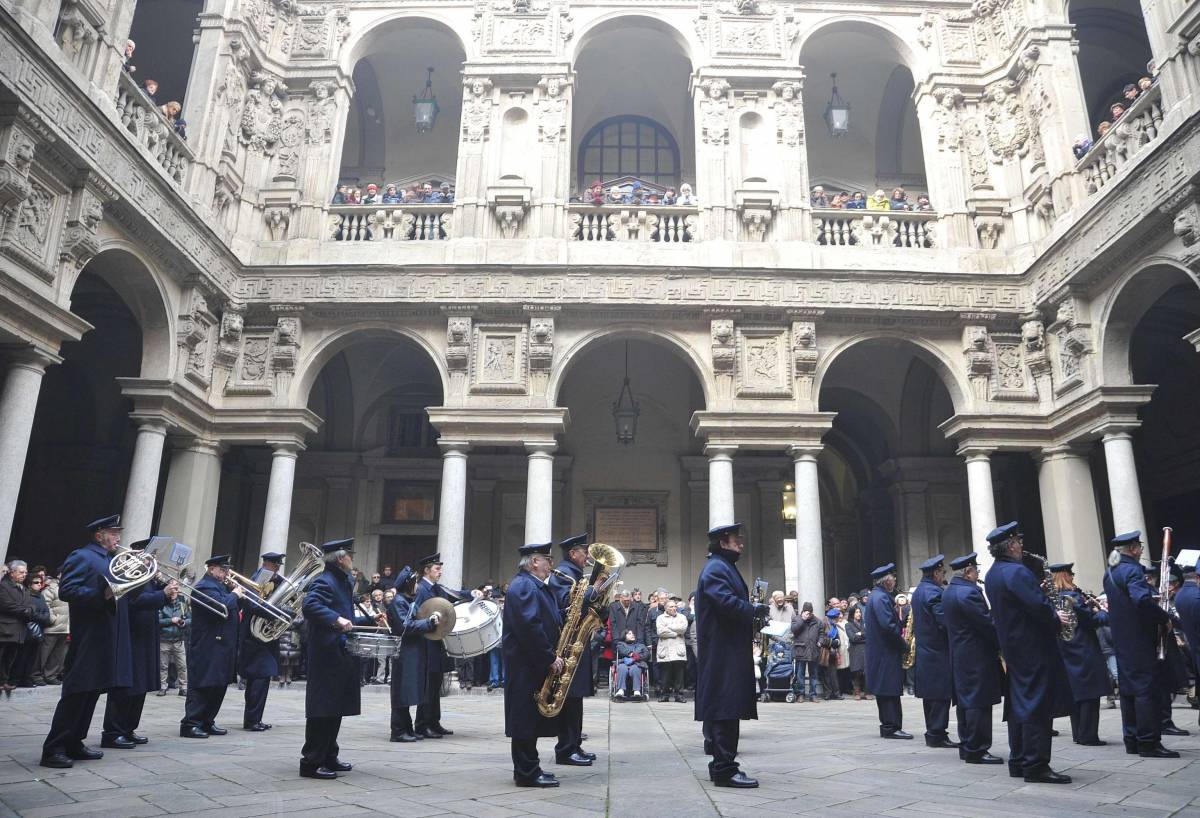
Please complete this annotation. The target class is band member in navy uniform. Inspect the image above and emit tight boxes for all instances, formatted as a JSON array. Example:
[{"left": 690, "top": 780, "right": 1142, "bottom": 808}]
[
  {"left": 239, "top": 552, "right": 284, "bottom": 731},
  {"left": 388, "top": 566, "right": 443, "bottom": 742},
  {"left": 41, "top": 515, "right": 129, "bottom": 768},
  {"left": 1146, "top": 561, "right": 1191, "bottom": 737},
  {"left": 503, "top": 542, "right": 564, "bottom": 787},
  {"left": 1047, "top": 563, "right": 1109, "bottom": 746},
  {"left": 1103, "top": 531, "right": 1179, "bottom": 757},
  {"left": 984, "top": 522, "right": 1072, "bottom": 783},
  {"left": 548, "top": 533, "right": 603, "bottom": 767},
  {"left": 1173, "top": 562, "right": 1200, "bottom": 728},
  {"left": 911, "top": 554, "right": 960, "bottom": 749},
  {"left": 101, "top": 536, "right": 167, "bottom": 749},
  {"left": 695, "top": 523, "right": 767, "bottom": 788},
  {"left": 864, "top": 563, "right": 911, "bottom": 740},
  {"left": 180, "top": 555, "right": 244, "bottom": 738},
  {"left": 300, "top": 538, "right": 380, "bottom": 778},
  {"left": 942, "top": 552, "right": 1004, "bottom": 764},
  {"left": 413, "top": 552, "right": 475, "bottom": 739}
]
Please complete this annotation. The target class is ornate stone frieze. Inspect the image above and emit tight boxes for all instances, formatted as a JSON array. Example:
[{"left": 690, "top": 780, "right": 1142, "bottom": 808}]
[
  {"left": 962, "top": 325, "right": 993, "bottom": 402},
  {"left": 698, "top": 79, "right": 731, "bottom": 146},
  {"left": 771, "top": 81, "right": 803, "bottom": 147},
  {"left": 477, "top": 1, "right": 571, "bottom": 55},
  {"left": 735, "top": 325, "right": 792, "bottom": 398},
  {"left": 469, "top": 324, "right": 528, "bottom": 395},
  {"left": 923, "top": 0, "right": 1030, "bottom": 68},
  {"left": 711, "top": 319, "right": 735, "bottom": 374},
  {"left": 695, "top": 1, "right": 795, "bottom": 59}
]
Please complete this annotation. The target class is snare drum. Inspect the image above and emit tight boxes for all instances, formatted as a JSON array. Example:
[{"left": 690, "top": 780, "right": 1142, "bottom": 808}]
[
  {"left": 345, "top": 632, "right": 401, "bottom": 659},
  {"left": 443, "top": 599, "right": 502, "bottom": 658}
]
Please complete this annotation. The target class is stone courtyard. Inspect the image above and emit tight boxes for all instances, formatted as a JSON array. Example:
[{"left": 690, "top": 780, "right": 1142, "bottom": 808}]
[{"left": 3, "top": 688, "right": 1200, "bottom": 818}]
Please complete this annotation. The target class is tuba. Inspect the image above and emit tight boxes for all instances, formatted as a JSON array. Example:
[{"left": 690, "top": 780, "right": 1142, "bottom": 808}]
[
  {"left": 536, "top": 542, "right": 624, "bottom": 718},
  {"left": 249, "top": 542, "right": 326, "bottom": 643},
  {"left": 902, "top": 606, "right": 917, "bottom": 669}
]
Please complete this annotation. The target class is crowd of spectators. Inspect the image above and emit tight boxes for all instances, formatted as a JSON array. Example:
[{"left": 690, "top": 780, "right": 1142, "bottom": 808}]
[
  {"left": 1073, "top": 63, "right": 1159, "bottom": 159},
  {"left": 122, "top": 40, "right": 188, "bottom": 141},
  {"left": 0, "top": 561, "right": 64, "bottom": 694},
  {"left": 332, "top": 181, "right": 455, "bottom": 205},
  {"left": 811, "top": 185, "right": 932, "bottom": 212},
  {"left": 572, "top": 180, "right": 700, "bottom": 207}
]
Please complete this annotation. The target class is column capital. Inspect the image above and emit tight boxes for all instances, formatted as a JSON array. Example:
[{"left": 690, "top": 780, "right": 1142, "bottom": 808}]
[
  {"left": 1099, "top": 428, "right": 1137, "bottom": 444},
  {"left": 1, "top": 344, "right": 61, "bottom": 374},
  {"left": 131, "top": 417, "right": 170, "bottom": 436},
  {"left": 439, "top": 439, "right": 471, "bottom": 456},
  {"left": 180, "top": 437, "right": 225, "bottom": 458},
  {"left": 788, "top": 444, "right": 821, "bottom": 462},
  {"left": 266, "top": 439, "right": 305, "bottom": 457},
  {"left": 704, "top": 444, "right": 737, "bottom": 460},
  {"left": 525, "top": 441, "right": 557, "bottom": 456},
  {"left": 1038, "top": 443, "right": 1088, "bottom": 462},
  {"left": 957, "top": 445, "right": 996, "bottom": 462}
]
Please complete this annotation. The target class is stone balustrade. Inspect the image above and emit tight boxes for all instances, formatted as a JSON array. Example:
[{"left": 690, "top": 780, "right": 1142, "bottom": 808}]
[
  {"left": 113, "top": 71, "right": 192, "bottom": 185},
  {"left": 328, "top": 203, "right": 454, "bottom": 242},
  {"left": 813, "top": 208, "right": 936, "bottom": 249},
  {"left": 568, "top": 204, "right": 698, "bottom": 243},
  {"left": 1077, "top": 82, "right": 1164, "bottom": 196}
]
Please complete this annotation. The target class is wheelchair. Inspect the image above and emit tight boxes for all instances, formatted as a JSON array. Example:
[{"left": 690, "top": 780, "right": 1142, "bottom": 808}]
[{"left": 610, "top": 661, "right": 649, "bottom": 701}]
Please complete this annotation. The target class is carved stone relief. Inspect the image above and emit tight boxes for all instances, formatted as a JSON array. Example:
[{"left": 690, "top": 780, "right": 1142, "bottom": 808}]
[
  {"left": 983, "top": 81, "right": 1032, "bottom": 161},
  {"left": 446, "top": 316, "right": 472, "bottom": 374},
  {"left": 962, "top": 325, "right": 993, "bottom": 402},
  {"left": 771, "top": 81, "right": 804, "bottom": 147},
  {"left": 735, "top": 326, "right": 792, "bottom": 398},
  {"left": 711, "top": 319, "right": 735, "bottom": 374},
  {"left": 462, "top": 78, "right": 494, "bottom": 144},
  {"left": 306, "top": 82, "right": 337, "bottom": 144},
  {"left": 214, "top": 308, "right": 244, "bottom": 370},
  {"left": 240, "top": 72, "right": 285, "bottom": 155},
  {"left": 179, "top": 290, "right": 217, "bottom": 388},
  {"left": 536, "top": 75, "right": 570, "bottom": 143},
  {"left": 470, "top": 324, "right": 528, "bottom": 394},
  {"left": 528, "top": 315, "right": 553, "bottom": 373},
  {"left": 791, "top": 320, "right": 818, "bottom": 400},
  {"left": 698, "top": 79, "right": 731, "bottom": 146}
]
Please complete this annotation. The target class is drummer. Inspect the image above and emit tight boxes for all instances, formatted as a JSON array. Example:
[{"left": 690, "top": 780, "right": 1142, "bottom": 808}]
[
  {"left": 388, "top": 567, "right": 444, "bottom": 742},
  {"left": 413, "top": 553, "right": 480, "bottom": 739}
]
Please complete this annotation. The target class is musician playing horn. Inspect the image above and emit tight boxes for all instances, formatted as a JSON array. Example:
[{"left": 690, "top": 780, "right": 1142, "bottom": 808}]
[
  {"left": 180, "top": 555, "right": 243, "bottom": 739},
  {"left": 548, "top": 533, "right": 603, "bottom": 768},
  {"left": 911, "top": 554, "right": 960, "bottom": 750},
  {"left": 1048, "top": 562, "right": 1109, "bottom": 746},
  {"left": 1103, "top": 531, "right": 1179, "bottom": 757},
  {"left": 942, "top": 552, "right": 1004, "bottom": 765},
  {"left": 504, "top": 542, "right": 564, "bottom": 787},
  {"left": 239, "top": 551, "right": 285, "bottom": 732},
  {"left": 387, "top": 566, "right": 442, "bottom": 743},
  {"left": 413, "top": 552, "right": 477, "bottom": 740}
]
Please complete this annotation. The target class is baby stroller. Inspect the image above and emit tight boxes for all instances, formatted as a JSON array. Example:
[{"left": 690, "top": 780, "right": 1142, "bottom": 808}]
[{"left": 760, "top": 637, "right": 797, "bottom": 703}]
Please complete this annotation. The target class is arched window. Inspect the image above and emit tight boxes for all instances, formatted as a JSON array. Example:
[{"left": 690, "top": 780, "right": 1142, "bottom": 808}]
[{"left": 577, "top": 115, "right": 680, "bottom": 189}]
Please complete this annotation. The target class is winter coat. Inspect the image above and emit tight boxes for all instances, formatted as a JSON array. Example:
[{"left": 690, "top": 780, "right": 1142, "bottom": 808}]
[
  {"left": 158, "top": 598, "right": 188, "bottom": 642},
  {"left": 0, "top": 575, "right": 32, "bottom": 644},
  {"left": 1103, "top": 553, "right": 1169, "bottom": 697},
  {"left": 846, "top": 618, "right": 867, "bottom": 672},
  {"left": 942, "top": 576, "right": 1003, "bottom": 709},
  {"left": 502, "top": 569, "right": 562, "bottom": 740},
  {"left": 388, "top": 594, "right": 438, "bottom": 708},
  {"left": 303, "top": 564, "right": 375, "bottom": 718},
  {"left": 985, "top": 555, "right": 1063, "bottom": 722},
  {"left": 864, "top": 585, "right": 906, "bottom": 696},
  {"left": 768, "top": 602, "right": 796, "bottom": 643},
  {"left": 58, "top": 542, "right": 135, "bottom": 695},
  {"left": 693, "top": 549, "right": 757, "bottom": 723},
  {"left": 187, "top": 575, "right": 239, "bottom": 689},
  {"left": 911, "top": 576, "right": 954, "bottom": 701},
  {"left": 617, "top": 639, "right": 649, "bottom": 668},
  {"left": 42, "top": 579, "right": 69, "bottom": 635},
  {"left": 656, "top": 612, "right": 688, "bottom": 663},
  {"left": 866, "top": 194, "right": 891, "bottom": 210},
  {"left": 791, "top": 612, "right": 822, "bottom": 661}
]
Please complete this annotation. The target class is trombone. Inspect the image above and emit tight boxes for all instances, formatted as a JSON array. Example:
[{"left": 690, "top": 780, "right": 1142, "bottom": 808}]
[
  {"left": 223, "top": 569, "right": 297, "bottom": 632},
  {"left": 107, "top": 546, "right": 231, "bottom": 620}
]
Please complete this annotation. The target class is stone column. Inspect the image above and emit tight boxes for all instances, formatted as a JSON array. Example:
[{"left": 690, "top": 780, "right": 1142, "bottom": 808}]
[
  {"left": 158, "top": 439, "right": 224, "bottom": 567},
  {"left": 0, "top": 349, "right": 57, "bottom": 561},
  {"left": 120, "top": 419, "right": 169, "bottom": 544},
  {"left": 706, "top": 445, "right": 736, "bottom": 530},
  {"left": 524, "top": 443, "right": 555, "bottom": 544},
  {"left": 961, "top": 447, "right": 998, "bottom": 575},
  {"left": 259, "top": 441, "right": 302, "bottom": 558},
  {"left": 437, "top": 441, "right": 470, "bottom": 590},
  {"left": 1101, "top": 431, "right": 1149, "bottom": 560},
  {"left": 790, "top": 446, "right": 825, "bottom": 611},
  {"left": 1037, "top": 445, "right": 1105, "bottom": 593}
]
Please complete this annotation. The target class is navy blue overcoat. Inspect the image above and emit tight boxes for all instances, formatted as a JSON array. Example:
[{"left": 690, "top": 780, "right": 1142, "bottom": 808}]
[
  {"left": 911, "top": 576, "right": 954, "bottom": 701},
  {"left": 863, "top": 585, "right": 906, "bottom": 697},
  {"left": 188, "top": 574, "right": 240, "bottom": 689},
  {"left": 693, "top": 551, "right": 757, "bottom": 722},
  {"left": 1056, "top": 589, "right": 1111, "bottom": 701},
  {"left": 127, "top": 586, "right": 166, "bottom": 694},
  {"left": 942, "top": 576, "right": 1002, "bottom": 708},
  {"left": 1103, "top": 554, "right": 1169, "bottom": 697},
  {"left": 502, "top": 569, "right": 562, "bottom": 739},
  {"left": 388, "top": 594, "right": 437, "bottom": 707},
  {"left": 58, "top": 542, "right": 133, "bottom": 695},
  {"left": 984, "top": 555, "right": 1061, "bottom": 722},
  {"left": 549, "top": 560, "right": 599, "bottom": 698},
  {"left": 1174, "top": 582, "right": 1200, "bottom": 676},
  {"left": 415, "top": 579, "right": 471, "bottom": 673},
  {"left": 303, "top": 565, "right": 374, "bottom": 718}
]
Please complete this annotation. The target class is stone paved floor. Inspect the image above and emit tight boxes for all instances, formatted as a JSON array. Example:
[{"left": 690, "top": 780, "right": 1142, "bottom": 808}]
[{"left": 3, "top": 686, "right": 1200, "bottom": 818}]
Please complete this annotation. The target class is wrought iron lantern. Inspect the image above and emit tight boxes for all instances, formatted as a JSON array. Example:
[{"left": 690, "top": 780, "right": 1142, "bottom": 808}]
[
  {"left": 413, "top": 67, "right": 439, "bottom": 133},
  {"left": 611, "top": 341, "right": 640, "bottom": 446},
  {"left": 824, "top": 72, "right": 850, "bottom": 138}
]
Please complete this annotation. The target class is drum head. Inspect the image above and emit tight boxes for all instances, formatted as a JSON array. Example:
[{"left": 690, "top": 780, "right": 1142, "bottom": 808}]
[{"left": 451, "top": 599, "right": 499, "bottom": 632}]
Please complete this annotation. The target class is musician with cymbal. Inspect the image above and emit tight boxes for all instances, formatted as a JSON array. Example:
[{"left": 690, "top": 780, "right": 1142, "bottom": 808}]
[
  {"left": 548, "top": 533, "right": 603, "bottom": 768},
  {"left": 1048, "top": 562, "right": 1109, "bottom": 746},
  {"left": 180, "top": 555, "right": 244, "bottom": 739},
  {"left": 387, "top": 566, "right": 443, "bottom": 743},
  {"left": 413, "top": 552, "right": 476, "bottom": 739},
  {"left": 238, "top": 552, "right": 285, "bottom": 732}
]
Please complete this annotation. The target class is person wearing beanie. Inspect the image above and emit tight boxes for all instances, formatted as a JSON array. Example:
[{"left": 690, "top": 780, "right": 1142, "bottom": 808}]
[{"left": 791, "top": 601, "right": 821, "bottom": 701}]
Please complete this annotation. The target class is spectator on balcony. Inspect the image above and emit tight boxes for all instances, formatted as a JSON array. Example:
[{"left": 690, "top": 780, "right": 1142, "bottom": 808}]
[
  {"left": 1072, "top": 134, "right": 1092, "bottom": 160},
  {"left": 419, "top": 182, "right": 435, "bottom": 201},
  {"left": 810, "top": 185, "right": 829, "bottom": 208},
  {"left": 405, "top": 185, "right": 419, "bottom": 201},
  {"left": 1122, "top": 84, "right": 1139, "bottom": 104},
  {"left": 1147, "top": 59, "right": 1158, "bottom": 79},
  {"left": 362, "top": 184, "right": 380, "bottom": 205},
  {"left": 846, "top": 191, "right": 866, "bottom": 209},
  {"left": 1097, "top": 121, "right": 1112, "bottom": 139},
  {"left": 1138, "top": 76, "right": 1154, "bottom": 92},
  {"left": 890, "top": 187, "right": 910, "bottom": 211},
  {"left": 661, "top": 187, "right": 677, "bottom": 206},
  {"left": 142, "top": 78, "right": 158, "bottom": 104},
  {"left": 607, "top": 186, "right": 624, "bottom": 205},
  {"left": 622, "top": 182, "right": 644, "bottom": 205},
  {"left": 331, "top": 185, "right": 348, "bottom": 204},
  {"left": 1109, "top": 103, "right": 1126, "bottom": 121},
  {"left": 677, "top": 183, "right": 698, "bottom": 206},
  {"left": 915, "top": 195, "right": 933, "bottom": 212},
  {"left": 866, "top": 189, "right": 890, "bottom": 210},
  {"left": 587, "top": 181, "right": 605, "bottom": 205},
  {"left": 382, "top": 184, "right": 402, "bottom": 204},
  {"left": 439, "top": 183, "right": 454, "bottom": 203},
  {"left": 123, "top": 40, "right": 136, "bottom": 75},
  {"left": 161, "top": 100, "right": 181, "bottom": 126},
  {"left": 349, "top": 187, "right": 362, "bottom": 204}
]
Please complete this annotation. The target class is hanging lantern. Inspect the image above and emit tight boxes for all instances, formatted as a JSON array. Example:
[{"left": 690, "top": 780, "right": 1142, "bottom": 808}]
[
  {"left": 413, "top": 67, "right": 439, "bottom": 133},
  {"left": 824, "top": 72, "right": 850, "bottom": 138},
  {"left": 611, "top": 341, "right": 640, "bottom": 445}
]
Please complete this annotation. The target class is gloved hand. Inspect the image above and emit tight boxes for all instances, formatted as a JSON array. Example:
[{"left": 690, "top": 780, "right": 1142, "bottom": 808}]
[{"left": 429, "top": 611, "right": 441, "bottom": 626}]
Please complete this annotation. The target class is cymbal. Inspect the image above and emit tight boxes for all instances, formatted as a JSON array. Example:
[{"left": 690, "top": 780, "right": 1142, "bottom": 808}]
[{"left": 417, "top": 597, "right": 456, "bottom": 640}]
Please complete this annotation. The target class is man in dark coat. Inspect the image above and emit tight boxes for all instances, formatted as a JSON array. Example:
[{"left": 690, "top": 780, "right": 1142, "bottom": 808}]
[
  {"left": 388, "top": 566, "right": 442, "bottom": 741},
  {"left": 694, "top": 522, "right": 768, "bottom": 789},
  {"left": 41, "top": 515, "right": 131, "bottom": 768},
  {"left": 548, "top": 533, "right": 603, "bottom": 767},
  {"left": 942, "top": 552, "right": 1003, "bottom": 764},
  {"left": 100, "top": 537, "right": 167, "bottom": 749},
  {"left": 1145, "top": 561, "right": 1191, "bottom": 737},
  {"left": 911, "top": 554, "right": 960, "bottom": 749},
  {"left": 1174, "top": 563, "right": 1200, "bottom": 727},
  {"left": 300, "top": 538, "right": 379, "bottom": 778},
  {"left": 239, "top": 552, "right": 285, "bottom": 732},
  {"left": 1048, "top": 563, "right": 1110, "bottom": 746},
  {"left": 610, "top": 590, "right": 645, "bottom": 652},
  {"left": 0, "top": 560, "right": 33, "bottom": 691},
  {"left": 1103, "top": 531, "right": 1179, "bottom": 757},
  {"left": 413, "top": 552, "right": 474, "bottom": 739},
  {"left": 984, "top": 522, "right": 1072, "bottom": 784},
  {"left": 503, "top": 542, "right": 564, "bottom": 787},
  {"left": 863, "top": 562, "right": 910, "bottom": 739},
  {"left": 180, "top": 555, "right": 244, "bottom": 738}
]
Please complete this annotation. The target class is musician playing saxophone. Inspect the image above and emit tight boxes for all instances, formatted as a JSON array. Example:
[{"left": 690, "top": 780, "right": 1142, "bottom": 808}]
[
  {"left": 1048, "top": 562, "right": 1109, "bottom": 746},
  {"left": 910, "top": 554, "right": 960, "bottom": 750}
]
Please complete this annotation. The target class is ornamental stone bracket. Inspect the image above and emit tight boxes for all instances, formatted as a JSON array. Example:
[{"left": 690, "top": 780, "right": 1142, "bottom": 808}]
[
  {"left": 527, "top": 310, "right": 555, "bottom": 398},
  {"left": 270, "top": 309, "right": 301, "bottom": 405},
  {"left": 962, "top": 325, "right": 994, "bottom": 403},
  {"left": 486, "top": 182, "right": 532, "bottom": 239},
  {"left": 791, "top": 318, "right": 819, "bottom": 401},
  {"left": 426, "top": 406, "right": 569, "bottom": 448},
  {"left": 259, "top": 189, "right": 300, "bottom": 242},
  {"left": 968, "top": 195, "right": 1007, "bottom": 249},
  {"left": 177, "top": 289, "right": 218, "bottom": 390},
  {"left": 734, "top": 188, "right": 779, "bottom": 242},
  {"left": 56, "top": 172, "right": 114, "bottom": 282},
  {"left": 1047, "top": 291, "right": 1092, "bottom": 397},
  {"left": 0, "top": 105, "right": 44, "bottom": 219},
  {"left": 1161, "top": 183, "right": 1199, "bottom": 270},
  {"left": 690, "top": 411, "right": 835, "bottom": 451}
]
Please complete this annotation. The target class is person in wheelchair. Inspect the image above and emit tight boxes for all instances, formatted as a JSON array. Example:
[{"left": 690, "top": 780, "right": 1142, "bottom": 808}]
[{"left": 614, "top": 629, "right": 649, "bottom": 700}]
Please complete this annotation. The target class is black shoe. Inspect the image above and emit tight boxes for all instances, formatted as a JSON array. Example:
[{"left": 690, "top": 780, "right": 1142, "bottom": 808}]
[
  {"left": 65, "top": 745, "right": 102, "bottom": 761},
  {"left": 432, "top": 725, "right": 454, "bottom": 736},
  {"left": 515, "top": 773, "right": 559, "bottom": 787},
  {"left": 205, "top": 724, "right": 228, "bottom": 736},
  {"left": 882, "top": 730, "right": 913, "bottom": 740},
  {"left": 101, "top": 736, "right": 136, "bottom": 750},
  {"left": 581, "top": 733, "right": 588, "bottom": 742},
  {"left": 326, "top": 760, "right": 352, "bottom": 772},
  {"left": 40, "top": 753, "right": 73, "bottom": 769},
  {"left": 659, "top": 696, "right": 669, "bottom": 703},
  {"left": 1163, "top": 725, "right": 1190, "bottom": 736},
  {"left": 556, "top": 752, "right": 593, "bottom": 766},
  {"left": 1049, "top": 729, "right": 1060, "bottom": 737},
  {"left": 925, "top": 737, "right": 959, "bottom": 749},
  {"left": 1075, "top": 739, "right": 1106, "bottom": 746},
  {"left": 964, "top": 753, "right": 1004, "bottom": 765},
  {"left": 578, "top": 750, "right": 597, "bottom": 761},
  {"left": 419, "top": 727, "right": 443, "bottom": 739},
  {"left": 179, "top": 726, "right": 209, "bottom": 739},
  {"left": 245, "top": 723, "right": 272, "bottom": 732},
  {"left": 703, "top": 741, "right": 714, "bottom": 755},
  {"left": 126, "top": 733, "right": 148, "bottom": 745},
  {"left": 299, "top": 765, "right": 337, "bottom": 780},
  {"left": 1124, "top": 740, "right": 1139, "bottom": 755},
  {"left": 713, "top": 772, "right": 759, "bottom": 788},
  {"left": 1008, "top": 765, "right": 1023, "bottom": 778},
  {"left": 674, "top": 695, "right": 686, "bottom": 703},
  {"left": 1139, "top": 744, "right": 1181, "bottom": 758},
  {"left": 391, "top": 732, "right": 420, "bottom": 743},
  {"left": 1024, "top": 768, "right": 1072, "bottom": 784}
]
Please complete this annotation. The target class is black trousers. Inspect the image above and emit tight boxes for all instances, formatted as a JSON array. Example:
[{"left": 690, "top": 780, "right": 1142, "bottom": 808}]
[
  {"left": 704, "top": 719, "right": 741, "bottom": 781},
  {"left": 511, "top": 737, "right": 542, "bottom": 782},
  {"left": 1119, "top": 693, "right": 1162, "bottom": 748},
  {"left": 243, "top": 677, "right": 270, "bottom": 727},
  {"left": 415, "top": 670, "right": 442, "bottom": 731},
  {"left": 660, "top": 661, "right": 684, "bottom": 695},
  {"left": 1007, "top": 718, "right": 1052, "bottom": 773},
  {"left": 43, "top": 689, "right": 102, "bottom": 757},
  {"left": 1158, "top": 685, "right": 1178, "bottom": 729},
  {"left": 875, "top": 695, "right": 903, "bottom": 735},
  {"left": 959, "top": 706, "right": 993, "bottom": 758},
  {"left": 181, "top": 685, "right": 227, "bottom": 729},
  {"left": 555, "top": 696, "right": 584, "bottom": 759},
  {"left": 1069, "top": 698, "right": 1100, "bottom": 743},
  {"left": 0, "top": 642, "right": 20, "bottom": 685},
  {"left": 391, "top": 706, "right": 414, "bottom": 737},
  {"left": 102, "top": 689, "right": 146, "bottom": 741},
  {"left": 301, "top": 716, "right": 342, "bottom": 769},
  {"left": 922, "top": 698, "right": 950, "bottom": 741}
]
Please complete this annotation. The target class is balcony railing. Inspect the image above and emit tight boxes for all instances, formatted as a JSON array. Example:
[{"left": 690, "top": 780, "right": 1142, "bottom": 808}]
[
  {"left": 1077, "top": 83, "right": 1164, "bottom": 196},
  {"left": 814, "top": 209, "right": 936, "bottom": 249},
  {"left": 114, "top": 71, "right": 192, "bottom": 185},
  {"left": 328, "top": 204, "right": 453, "bottom": 242},
  {"left": 568, "top": 204, "right": 698, "bottom": 243}
]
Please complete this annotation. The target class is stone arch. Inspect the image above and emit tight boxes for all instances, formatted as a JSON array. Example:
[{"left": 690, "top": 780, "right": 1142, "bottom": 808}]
[
  {"left": 343, "top": 11, "right": 469, "bottom": 71},
  {"left": 814, "top": 332, "right": 970, "bottom": 414},
  {"left": 569, "top": 13, "right": 696, "bottom": 67},
  {"left": 796, "top": 17, "right": 921, "bottom": 78},
  {"left": 1097, "top": 258, "right": 1200, "bottom": 386},
  {"left": 549, "top": 325, "right": 712, "bottom": 408}
]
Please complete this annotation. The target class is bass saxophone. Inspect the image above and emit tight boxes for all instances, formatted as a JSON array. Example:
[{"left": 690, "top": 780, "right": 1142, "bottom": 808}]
[{"left": 535, "top": 543, "right": 625, "bottom": 718}]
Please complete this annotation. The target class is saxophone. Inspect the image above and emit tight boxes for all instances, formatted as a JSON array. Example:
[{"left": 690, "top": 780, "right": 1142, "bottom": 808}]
[
  {"left": 902, "top": 607, "right": 916, "bottom": 669},
  {"left": 1024, "top": 550, "right": 1076, "bottom": 641},
  {"left": 536, "top": 543, "right": 625, "bottom": 718}
]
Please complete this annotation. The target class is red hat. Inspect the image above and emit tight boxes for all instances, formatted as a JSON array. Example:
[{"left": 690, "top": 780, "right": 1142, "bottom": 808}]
[{"left": 366, "top": 183, "right": 378, "bottom": 191}]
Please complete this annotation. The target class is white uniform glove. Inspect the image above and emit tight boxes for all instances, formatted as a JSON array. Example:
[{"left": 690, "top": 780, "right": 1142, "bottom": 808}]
[{"left": 429, "top": 611, "right": 441, "bottom": 626}]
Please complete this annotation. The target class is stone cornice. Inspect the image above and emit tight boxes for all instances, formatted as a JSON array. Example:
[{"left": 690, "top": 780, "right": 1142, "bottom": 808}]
[
  {"left": 0, "top": 270, "right": 93, "bottom": 353},
  {"left": 426, "top": 406, "right": 570, "bottom": 447},
  {"left": 690, "top": 411, "right": 836, "bottom": 449}
]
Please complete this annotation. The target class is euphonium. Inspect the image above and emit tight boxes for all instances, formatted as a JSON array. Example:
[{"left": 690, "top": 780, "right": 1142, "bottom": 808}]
[
  {"left": 1023, "top": 550, "right": 1076, "bottom": 642},
  {"left": 249, "top": 542, "right": 326, "bottom": 643},
  {"left": 901, "top": 606, "right": 917, "bottom": 669},
  {"left": 535, "top": 542, "right": 624, "bottom": 718}
]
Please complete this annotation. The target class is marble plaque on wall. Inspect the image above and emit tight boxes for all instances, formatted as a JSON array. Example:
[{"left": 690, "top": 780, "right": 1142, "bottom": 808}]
[{"left": 585, "top": 490, "right": 669, "bottom": 566}]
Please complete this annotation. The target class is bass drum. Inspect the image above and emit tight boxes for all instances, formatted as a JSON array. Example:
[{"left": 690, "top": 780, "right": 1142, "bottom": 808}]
[{"left": 443, "top": 599, "right": 502, "bottom": 658}]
